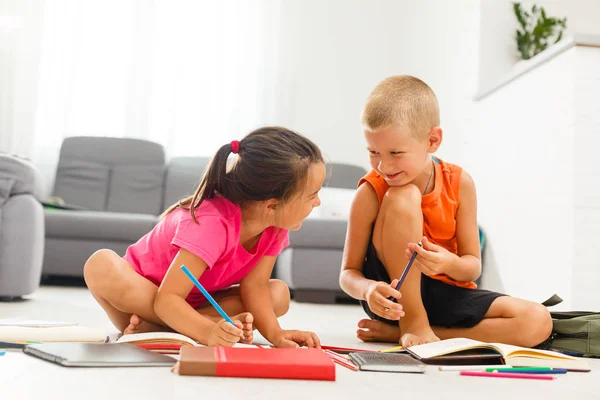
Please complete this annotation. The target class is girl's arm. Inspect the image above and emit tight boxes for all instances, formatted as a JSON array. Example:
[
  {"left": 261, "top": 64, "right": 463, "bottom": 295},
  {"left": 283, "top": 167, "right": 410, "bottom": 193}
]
[
  {"left": 238, "top": 255, "right": 280, "bottom": 340},
  {"left": 153, "top": 248, "right": 242, "bottom": 345},
  {"left": 339, "top": 183, "right": 381, "bottom": 300},
  {"left": 239, "top": 255, "right": 320, "bottom": 348},
  {"left": 444, "top": 170, "right": 482, "bottom": 282}
]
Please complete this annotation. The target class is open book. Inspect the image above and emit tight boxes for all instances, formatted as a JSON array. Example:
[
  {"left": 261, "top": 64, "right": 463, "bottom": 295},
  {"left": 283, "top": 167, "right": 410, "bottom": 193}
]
[
  {"left": 0, "top": 325, "right": 108, "bottom": 343},
  {"left": 406, "top": 338, "right": 590, "bottom": 371},
  {"left": 115, "top": 332, "right": 266, "bottom": 354}
]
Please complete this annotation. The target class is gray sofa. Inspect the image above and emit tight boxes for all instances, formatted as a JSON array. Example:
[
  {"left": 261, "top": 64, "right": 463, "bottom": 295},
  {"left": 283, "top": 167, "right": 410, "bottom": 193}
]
[
  {"left": 43, "top": 136, "right": 365, "bottom": 290},
  {"left": 0, "top": 154, "right": 45, "bottom": 298},
  {"left": 43, "top": 137, "right": 210, "bottom": 277}
]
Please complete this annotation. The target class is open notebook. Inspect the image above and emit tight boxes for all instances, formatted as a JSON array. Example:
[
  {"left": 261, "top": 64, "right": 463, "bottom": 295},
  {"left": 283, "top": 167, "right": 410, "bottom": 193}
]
[
  {"left": 115, "top": 332, "right": 265, "bottom": 354},
  {"left": 406, "top": 338, "right": 590, "bottom": 371}
]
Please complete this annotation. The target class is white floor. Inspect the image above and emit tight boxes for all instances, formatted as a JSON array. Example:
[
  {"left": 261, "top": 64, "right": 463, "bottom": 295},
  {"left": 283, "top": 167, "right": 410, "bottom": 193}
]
[{"left": 1, "top": 286, "right": 599, "bottom": 400}]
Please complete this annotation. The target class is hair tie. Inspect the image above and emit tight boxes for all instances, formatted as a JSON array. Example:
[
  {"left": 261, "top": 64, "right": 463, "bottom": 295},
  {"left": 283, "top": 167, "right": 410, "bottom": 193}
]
[{"left": 230, "top": 140, "right": 240, "bottom": 154}]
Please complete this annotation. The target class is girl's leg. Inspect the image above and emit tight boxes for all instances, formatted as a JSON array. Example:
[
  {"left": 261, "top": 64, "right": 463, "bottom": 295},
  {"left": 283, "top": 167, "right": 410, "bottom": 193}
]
[
  {"left": 433, "top": 296, "right": 553, "bottom": 347},
  {"left": 123, "top": 279, "right": 291, "bottom": 335},
  {"left": 194, "top": 279, "right": 291, "bottom": 319},
  {"left": 370, "top": 185, "right": 438, "bottom": 347},
  {"left": 83, "top": 249, "right": 165, "bottom": 333}
]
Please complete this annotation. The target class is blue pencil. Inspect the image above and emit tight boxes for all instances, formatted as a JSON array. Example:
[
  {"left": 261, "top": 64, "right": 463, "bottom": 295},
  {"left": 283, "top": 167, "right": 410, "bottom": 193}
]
[{"left": 180, "top": 265, "right": 235, "bottom": 326}]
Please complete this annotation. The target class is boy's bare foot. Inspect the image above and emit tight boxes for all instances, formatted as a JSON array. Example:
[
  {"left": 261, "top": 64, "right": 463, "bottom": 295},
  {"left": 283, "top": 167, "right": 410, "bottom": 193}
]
[
  {"left": 123, "top": 314, "right": 167, "bottom": 335},
  {"left": 356, "top": 319, "right": 401, "bottom": 343},
  {"left": 400, "top": 323, "right": 440, "bottom": 348}
]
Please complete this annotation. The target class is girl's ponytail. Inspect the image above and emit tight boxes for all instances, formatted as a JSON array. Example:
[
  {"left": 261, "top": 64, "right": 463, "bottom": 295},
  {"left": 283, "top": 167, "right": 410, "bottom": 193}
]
[{"left": 160, "top": 142, "right": 236, "bottom": 223}]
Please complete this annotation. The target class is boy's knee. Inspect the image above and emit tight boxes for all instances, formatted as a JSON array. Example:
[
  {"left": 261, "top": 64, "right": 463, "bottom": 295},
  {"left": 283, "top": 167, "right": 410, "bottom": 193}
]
[
  {"left": 520, "top": 303, "right": 553, "bottom": 347},
  {"left": 381, "top": 185, "right": 422, "bottom": 215},
  {"left": 269, "top": 279, "right": 291, "bottom": 317}
]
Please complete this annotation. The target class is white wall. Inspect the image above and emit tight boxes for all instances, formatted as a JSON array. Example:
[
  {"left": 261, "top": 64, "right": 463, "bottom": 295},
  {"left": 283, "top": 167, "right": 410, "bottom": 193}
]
[
  {"left": 275, "top": 0, "right": 480, "bottom": 170},
  {"left": 470, "top": 48, "right": 577, "bottom": 307},
  {"left": 572, "top": 46, "right": 600, "bottom": 309},
  {"left": 478, "top": 0, "right": 600, "bottom": 94}
]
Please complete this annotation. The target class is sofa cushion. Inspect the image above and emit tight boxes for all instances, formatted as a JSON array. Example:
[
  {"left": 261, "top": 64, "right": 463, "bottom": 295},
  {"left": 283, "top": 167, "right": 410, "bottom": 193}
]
[
  {"left": 45, "top": 209, "right": 157, "bottom": 242},
  {"left": 324, "top": 163, "right": 367, "bottom": 189},
  {"left": 288, "top": 219, "right": 347, "bottom": 249},
  {"left": 53, "top": 137, "right": 165, "bottom": 215},
  {"left": 162, "top": 156, "right": 210, "bottom": 210},
  {"left": 307, "top": 187, "right": 355, "bottom": 220}
]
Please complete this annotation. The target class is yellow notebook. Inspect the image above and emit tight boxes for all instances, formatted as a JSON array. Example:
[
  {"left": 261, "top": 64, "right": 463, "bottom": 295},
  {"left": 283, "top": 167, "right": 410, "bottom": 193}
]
[{"left": 406, "top": 338, "right": 590, "bottom": 371}]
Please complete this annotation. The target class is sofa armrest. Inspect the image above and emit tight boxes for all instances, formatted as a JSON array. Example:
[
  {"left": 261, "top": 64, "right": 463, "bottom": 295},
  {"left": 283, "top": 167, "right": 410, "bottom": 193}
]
[{"left": 0, "top": 154, "right": 45, "bottom": 202}]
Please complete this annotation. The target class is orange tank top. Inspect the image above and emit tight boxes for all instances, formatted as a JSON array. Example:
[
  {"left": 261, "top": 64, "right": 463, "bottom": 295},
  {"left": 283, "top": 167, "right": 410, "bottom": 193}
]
[{"left": 358, "top": 157, "right": 477, "bottom": 289}]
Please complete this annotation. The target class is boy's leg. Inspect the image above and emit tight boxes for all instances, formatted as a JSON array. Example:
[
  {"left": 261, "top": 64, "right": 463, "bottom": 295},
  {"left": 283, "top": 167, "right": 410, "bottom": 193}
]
[
  {"left": 433, "top": 296, "right": 553, "bottom": 347},
  {"left": 370, "top": 185, "right": 438, "bottom": 347},
  {"left": 83, "top": 249, "right": 165, "bottom": 333}
]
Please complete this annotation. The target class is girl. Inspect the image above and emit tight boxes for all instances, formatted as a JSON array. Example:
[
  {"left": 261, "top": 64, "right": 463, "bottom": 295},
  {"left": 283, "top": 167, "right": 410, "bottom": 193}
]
[{"left": 84, "top": 127, "right": 326, "bottom": 348}]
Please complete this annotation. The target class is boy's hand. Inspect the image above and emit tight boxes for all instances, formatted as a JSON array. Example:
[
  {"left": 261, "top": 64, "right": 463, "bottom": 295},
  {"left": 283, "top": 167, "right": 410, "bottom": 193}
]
[
  {"left": 407, "top": 237, "right": 457, "bottom": 276},
  {"left": 270, "top": 329, "right": 321, "bottom": 348},
  {"left": 207, "top": 319, "right": 245, "bottom": 347},
  {"left": 365, "top": 279, "right": 404, "bottom": 320}
]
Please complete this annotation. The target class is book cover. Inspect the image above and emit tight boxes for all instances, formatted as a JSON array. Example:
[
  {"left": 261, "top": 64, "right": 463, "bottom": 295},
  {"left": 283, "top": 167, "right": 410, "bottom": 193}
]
[{"left": 173, "top": 346, "right": 336, "bottom": 381}]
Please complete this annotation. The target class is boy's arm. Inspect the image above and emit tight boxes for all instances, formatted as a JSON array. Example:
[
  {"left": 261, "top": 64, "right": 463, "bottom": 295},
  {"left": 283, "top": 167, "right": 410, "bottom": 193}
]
[
  {"left": 444, "top": 170, "right": 482, "bottom": 282},
  {"left": 339, "top": 183, "right": 380, "bottom": 300}
]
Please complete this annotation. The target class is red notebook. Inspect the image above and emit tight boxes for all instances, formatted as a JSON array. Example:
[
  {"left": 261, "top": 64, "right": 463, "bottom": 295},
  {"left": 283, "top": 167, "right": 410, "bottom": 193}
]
[{"left": 173, "top": 346, "right": 336, "bottom": 381}]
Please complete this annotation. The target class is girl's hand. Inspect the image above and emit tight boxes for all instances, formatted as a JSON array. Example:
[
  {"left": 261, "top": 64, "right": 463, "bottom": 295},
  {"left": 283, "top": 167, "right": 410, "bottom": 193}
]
[
  {"left": 207, "top": 319, "right": 244, "bottom": 347},
  {"left": 407, "top": 237, "right": 457, "bottom": 276},
  {"left": 270, "top": 329, "right": 322, "bottom": 348},
  {"left": 365, "top": 279, "right": 404, "bottom": 320}
]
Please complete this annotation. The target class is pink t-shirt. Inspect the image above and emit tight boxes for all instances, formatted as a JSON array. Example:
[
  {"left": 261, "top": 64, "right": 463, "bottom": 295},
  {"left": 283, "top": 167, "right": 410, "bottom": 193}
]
[{"left": 123, "top": 195, "right": 290, "bottom": 308}]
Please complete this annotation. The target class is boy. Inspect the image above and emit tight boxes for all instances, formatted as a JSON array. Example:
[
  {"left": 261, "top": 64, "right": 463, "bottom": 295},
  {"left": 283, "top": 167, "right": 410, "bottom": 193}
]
[{"left": 339, "top": 75, "right": 552, "bottom": 348}]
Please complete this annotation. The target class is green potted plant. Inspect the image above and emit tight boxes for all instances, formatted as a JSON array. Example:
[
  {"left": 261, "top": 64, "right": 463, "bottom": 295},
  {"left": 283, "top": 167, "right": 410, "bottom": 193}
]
[{"left": 513, "top": 2, "right": 567, "bottom": 61}]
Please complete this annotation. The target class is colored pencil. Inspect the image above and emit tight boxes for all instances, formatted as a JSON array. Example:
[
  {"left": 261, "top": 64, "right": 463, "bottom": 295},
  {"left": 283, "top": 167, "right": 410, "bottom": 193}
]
[
  {"left": 180, "top": 265, "right": 235, "bottom": 325},
  {"left": 486, "top": 368, "right": 567, "bottom": 374},
  {"left": 324, "top": 350, "right": 359, "bottom": 371},
  {"left": 460, "top": 371, "right": 555, "bottom": 380}
]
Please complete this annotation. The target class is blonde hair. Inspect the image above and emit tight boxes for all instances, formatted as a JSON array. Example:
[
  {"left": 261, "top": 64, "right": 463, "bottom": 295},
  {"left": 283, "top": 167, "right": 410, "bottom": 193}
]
[{"left": 361, "top": 75, "right": 440, "bottom": 138}]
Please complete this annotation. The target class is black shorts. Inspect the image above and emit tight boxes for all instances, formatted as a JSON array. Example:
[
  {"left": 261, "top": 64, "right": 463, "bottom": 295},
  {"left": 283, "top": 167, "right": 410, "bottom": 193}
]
[{"left": 360, "top": 240, "right": 507, "bottom": 328}]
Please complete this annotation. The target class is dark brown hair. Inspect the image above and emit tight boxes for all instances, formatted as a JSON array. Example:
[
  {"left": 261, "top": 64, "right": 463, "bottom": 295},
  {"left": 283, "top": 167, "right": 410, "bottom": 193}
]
[{"left": 161, "top": 126, "right": 324, "bottom": 223}]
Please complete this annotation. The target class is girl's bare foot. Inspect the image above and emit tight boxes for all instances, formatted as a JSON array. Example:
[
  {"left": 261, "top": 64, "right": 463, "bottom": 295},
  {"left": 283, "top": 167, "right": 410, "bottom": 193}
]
[
  {"left": 231, "top": 312, "right": 254, "bottom": 343},
  {"left": 356, "top": 319, "right": 401, "bottom": 343},
  {"left": 123, "top": 314, "right": 168, "bottom": 335}
]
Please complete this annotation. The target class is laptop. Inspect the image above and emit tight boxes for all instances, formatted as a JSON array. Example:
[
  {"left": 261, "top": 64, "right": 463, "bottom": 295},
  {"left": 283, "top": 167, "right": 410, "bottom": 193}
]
[{"left": 23, "top": 342, "right": 176, "bottom": 367}]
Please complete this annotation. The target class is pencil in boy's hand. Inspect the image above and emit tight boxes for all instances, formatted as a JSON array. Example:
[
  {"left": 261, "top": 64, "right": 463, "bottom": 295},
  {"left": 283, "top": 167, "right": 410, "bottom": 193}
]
[
  {"left": 180, "top": 265, "right": 236, "bottom": 326},
  {"left": 387, "top": 242, "right": 422, "bottom": 304}
]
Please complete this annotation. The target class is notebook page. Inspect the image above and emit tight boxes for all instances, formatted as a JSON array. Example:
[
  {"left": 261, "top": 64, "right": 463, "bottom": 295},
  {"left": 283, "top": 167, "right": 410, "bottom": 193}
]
[
  {"left": 115, "top": 332, "right": 199, "bottom": 346},
  {"left": 408, "top": 338, "right": 492, "bottom": 359}
]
